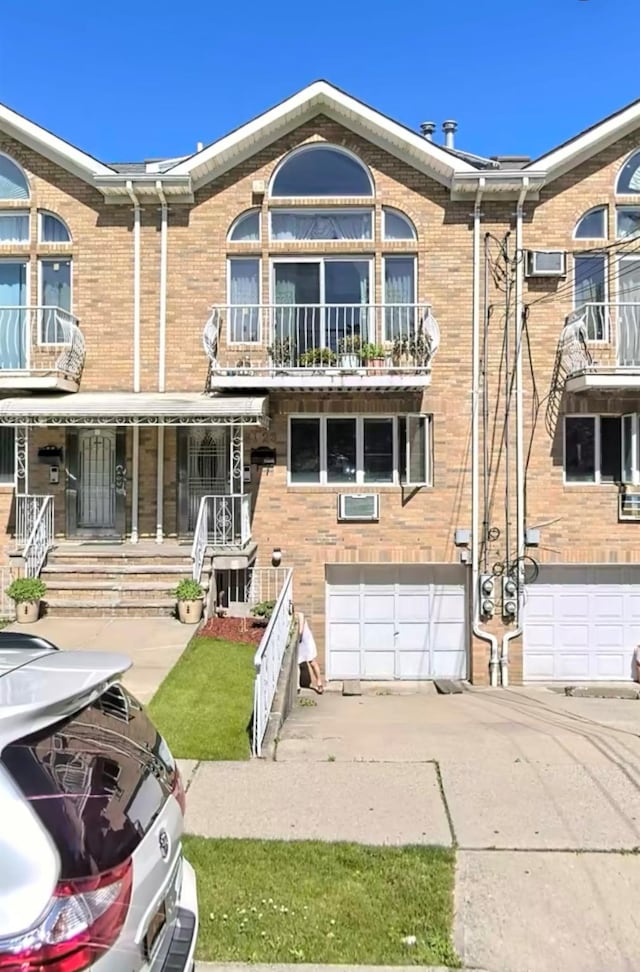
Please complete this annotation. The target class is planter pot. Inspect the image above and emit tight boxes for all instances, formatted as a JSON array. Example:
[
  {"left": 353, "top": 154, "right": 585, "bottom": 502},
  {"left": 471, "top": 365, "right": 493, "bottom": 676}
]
[
  {"left": 368, "top": 357, "right": 386, "bottom": 370},
  {"left": 15, "top": 600, "right": 40, "bottom": 624},
  {"left": 177, "top": 599, "right": 204, "bottom": 624},
  {"left": 339, "top": 354, "right": 359, "bottom": 369}
]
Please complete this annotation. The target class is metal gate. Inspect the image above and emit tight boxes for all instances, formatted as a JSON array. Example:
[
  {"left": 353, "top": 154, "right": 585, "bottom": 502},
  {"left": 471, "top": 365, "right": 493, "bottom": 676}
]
[
  {"left": 77, "top": 430, "right": 116, "bottom": 529},
  {"left": 186, "top": 429, "right": 229, "bottom": 531}
]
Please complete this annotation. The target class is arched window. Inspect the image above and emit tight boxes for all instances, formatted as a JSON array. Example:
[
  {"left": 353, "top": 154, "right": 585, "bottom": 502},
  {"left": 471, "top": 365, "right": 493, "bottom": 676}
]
[
  {"left": 228, "top": 209, "right": 260, "bottom": 242},
  {"left": 383, "top": 207, "right": 417, "bottom": 241},
  {"left": 0, "top": 153, "right": 29, "bottom": 200},
  {"left": 271, "top": 144, "right": 373, "bottom": 197},
  {"left": 574, "top": 206, "right": 606, "bottom": 240},
  {"left": 39, "top": 211, "right": 71, "bottom": 243},
  {"left": 617, "top": 150, "right": 640, "bottom": 194}
]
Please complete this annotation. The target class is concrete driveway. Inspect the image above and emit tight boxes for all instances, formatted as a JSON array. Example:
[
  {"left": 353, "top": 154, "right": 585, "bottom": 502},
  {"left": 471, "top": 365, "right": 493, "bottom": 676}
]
[
  {"left": 3, "top": 616, "right": 192, "bottom": 703},
  {"left": 188, "top": 684, "right": 640, "bottom": 972}
]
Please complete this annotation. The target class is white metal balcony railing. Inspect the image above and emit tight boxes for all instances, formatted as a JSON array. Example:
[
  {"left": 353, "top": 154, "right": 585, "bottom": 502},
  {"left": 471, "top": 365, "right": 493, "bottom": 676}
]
[
  {"left": 0, "top": 306, "right": 86, "bottom": 380},
  {"left": 203, "top": 303, "right": 440, "bottom": 373},
  {"left": 571, "top": 302, "right": 640, "bottom": 368},
  {"left": 191, "top": 494, "right": 252, "bottom": 581},
  {"left": 16, "top": 494, "right": 51, "bottom": 547},
  {"left": 23, "top": 495, "right": 54, "bottom": 578}
]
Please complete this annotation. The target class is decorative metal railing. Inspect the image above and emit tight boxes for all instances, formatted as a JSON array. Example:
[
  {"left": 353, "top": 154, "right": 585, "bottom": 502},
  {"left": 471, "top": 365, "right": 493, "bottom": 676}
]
[
  {"left": 16, "top": 494, "right": 50, "bottom": 547},
  {"left": 23, "top": 495, "right": 54, "bottom": 578},
  {"left": 0, "top": 306, "right": 85, "bottom": 380},
  {"left": 191, "top": 494, "right": 252, "bottom": 580},
  {"left": 566, "top": 302, "right": 640, "bottom": 369},
  {"left": 203, "top": 303, "right": 440, "bottom": 374},
  {"left": 252, "top": 567, "right": 294, "bottom": 756}
]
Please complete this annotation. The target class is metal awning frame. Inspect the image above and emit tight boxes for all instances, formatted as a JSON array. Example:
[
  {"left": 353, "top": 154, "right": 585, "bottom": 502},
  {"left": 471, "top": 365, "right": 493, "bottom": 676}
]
[{"left": 0, "top": 412, "right": 269, "bottom": 427}]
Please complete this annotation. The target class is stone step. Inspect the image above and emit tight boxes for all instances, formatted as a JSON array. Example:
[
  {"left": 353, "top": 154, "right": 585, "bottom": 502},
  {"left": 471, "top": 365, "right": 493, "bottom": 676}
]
[
  {"left": 44, "top": 599, "right": 178, "bottom": 618},
  {"left": 43, "top": 580, "right": 207, "bottom": 593},
  {"left": 48, "top": 553, "right": 193, "bottom": 566},
  {"left": 43, "top": 563, "right": 199, "bottom": 575}
]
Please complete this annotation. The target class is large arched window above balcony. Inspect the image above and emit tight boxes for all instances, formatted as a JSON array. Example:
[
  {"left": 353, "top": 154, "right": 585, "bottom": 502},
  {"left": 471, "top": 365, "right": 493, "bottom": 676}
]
[
  {"left": 228, "top": 209, "right": 260, "bottom": 242},
  {"left": 270, "top": 144, "right": 373, "bottom": 197},
  {"left": 0, "top": 153, "right": 29, "bottom": 200},
  {"left": 573, "top": 206, "right": 606, "bottom": 240},
  {"left": 617, "top": 150, "right": 640, "bottom": 194},
  {"left": 383, "top": 207, "right": 417, "bottom": 241}
]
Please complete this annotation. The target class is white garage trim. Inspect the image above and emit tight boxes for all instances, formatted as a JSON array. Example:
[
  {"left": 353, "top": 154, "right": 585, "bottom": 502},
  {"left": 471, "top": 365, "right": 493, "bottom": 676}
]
[
  {"left": 524, "top": 566, "right": 640, "bottom": 682},
  {"left": 325, "top": 564, "right": 467, "bottom": 681}
]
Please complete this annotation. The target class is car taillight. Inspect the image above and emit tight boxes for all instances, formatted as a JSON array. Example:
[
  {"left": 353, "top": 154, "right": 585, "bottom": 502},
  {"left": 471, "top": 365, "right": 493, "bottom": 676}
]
[
  {"left": 0, "top": 859, "right": 132, "bottom": 972},
  {"left": 172, "top": 767, "right": 186, "bottom": 815}
]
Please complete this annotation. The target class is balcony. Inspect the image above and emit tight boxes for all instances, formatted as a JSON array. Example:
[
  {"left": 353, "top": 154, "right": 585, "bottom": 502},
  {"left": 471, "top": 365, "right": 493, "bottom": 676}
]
[
  {"left": 0, "top": 306, "right": 86, "bottom": 392},
  {"left": 203, "top": 303, "right": 440, "bottom": 391},
  {"left": 563, "top": 303, "right": 640, "bottom": 393}
]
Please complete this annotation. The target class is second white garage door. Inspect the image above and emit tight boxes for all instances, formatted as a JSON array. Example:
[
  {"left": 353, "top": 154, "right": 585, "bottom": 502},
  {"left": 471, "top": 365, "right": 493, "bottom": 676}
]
[
  {"left": 326, "top": 565, "right": 467, "bottom": 680},
  {"left": 524, "top": 566, "right": 640, "bottom": 681}
]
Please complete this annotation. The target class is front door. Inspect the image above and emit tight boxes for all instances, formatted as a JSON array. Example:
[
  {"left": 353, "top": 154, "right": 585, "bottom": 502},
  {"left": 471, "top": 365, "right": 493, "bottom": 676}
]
[
  {"left": 66, "top": 429, "right": 126, "bottom": 537},
  {"left": 0, "top": 261, "right": 27, "bottom": 369},
  {"left": 177, "top": 428, "right": 230, "bottom": 536}
]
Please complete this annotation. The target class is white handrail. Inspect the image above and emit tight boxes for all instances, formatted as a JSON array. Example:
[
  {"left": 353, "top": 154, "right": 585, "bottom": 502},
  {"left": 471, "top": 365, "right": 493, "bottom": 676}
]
[
  {"left": 191, "top": 494, "right": 252, "bottom": 580},
  {"left": 252, "top": 568, "right": 294, "bottom": 756},
  {"left": 23, "top": 495, "right": 54, "bottom": 578},
  {"left": 16, "top": 494, "right": 49, "bottom": 547}
]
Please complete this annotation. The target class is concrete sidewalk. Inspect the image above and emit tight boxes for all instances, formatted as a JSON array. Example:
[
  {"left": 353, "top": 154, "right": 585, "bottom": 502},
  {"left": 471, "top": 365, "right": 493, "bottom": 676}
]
[{"left": 4, "top": 616, "right": 192, "bottom": 703}]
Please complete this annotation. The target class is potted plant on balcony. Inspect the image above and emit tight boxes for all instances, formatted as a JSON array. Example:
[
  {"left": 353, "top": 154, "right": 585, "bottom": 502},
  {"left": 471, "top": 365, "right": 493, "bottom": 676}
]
[
  {"left": 174, "top": 578, "right": 205, "bottom": 624},
  {"left": 6, "top": 577, "right": 46, "bottom": 624},
  {"left": 299, "top": 347, "right": 336, "bottom": 368},
  {"left": 268, "top": 338, "right": 292, "bottom": 370},
  {"left": 391, "top": 334, "right": 409, "bottom": 367},
  {"left": 250, "top": 599, "right": 276, "bottom": 627},
  {"left": 363, "top": 343, "right": 388, "bottom": 369},
  {"left": 407, "top": 323, "right": 432, "bottom": 369},
  {"left": 337, "top": 335, "right": 362, "bottom": 369}
]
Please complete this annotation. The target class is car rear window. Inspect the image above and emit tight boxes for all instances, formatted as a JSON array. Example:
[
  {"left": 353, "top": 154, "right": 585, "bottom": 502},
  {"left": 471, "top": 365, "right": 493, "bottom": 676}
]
[{"left": 1, "top": 684, "right": 177, "bottom": 879}]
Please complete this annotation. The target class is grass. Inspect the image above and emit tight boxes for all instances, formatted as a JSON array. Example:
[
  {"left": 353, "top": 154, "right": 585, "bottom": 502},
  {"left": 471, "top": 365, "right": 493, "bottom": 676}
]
[
  {"left": 148, "top": 637, "right": 255, "bottom": 760},
  {"left": 184, "top": 836, "right": 459, "bottom": 966}
]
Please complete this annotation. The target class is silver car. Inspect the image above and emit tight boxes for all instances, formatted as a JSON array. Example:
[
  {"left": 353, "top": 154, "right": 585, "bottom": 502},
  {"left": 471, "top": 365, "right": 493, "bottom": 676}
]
[{"left": 0, "top": 637, "right": 198, "bottom": 971}]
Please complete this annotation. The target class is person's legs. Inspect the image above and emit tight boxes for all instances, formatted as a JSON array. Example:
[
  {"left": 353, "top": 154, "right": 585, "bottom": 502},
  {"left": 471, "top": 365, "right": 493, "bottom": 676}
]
[{"left": 308, "top": 658, "right": 323, "bottom": 692}]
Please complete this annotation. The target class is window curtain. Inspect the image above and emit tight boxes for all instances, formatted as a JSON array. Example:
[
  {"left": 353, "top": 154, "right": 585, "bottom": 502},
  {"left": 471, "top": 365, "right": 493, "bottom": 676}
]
[
  {"left": 619, "top": 259, "right": 640, "bottom": 366},
  {"left": 41, "top": 261, "right": 71, "bottom": 343},
  {"left": 229, "top": 259, "right": 259, "bottom": 342},
  {"left": 271, "top": 212, "right": 372, "bottom": 241},
  {"left": 0, "top": 214, "right": 28, "bottom": 242},
  {"left": 384, "top": 258, "right": 415, "bottom": 341},
  {"left": 41, "top": 214, "right": 70, "bottom": 243},
  {"left": 0, "top": 263, "right": 26, "bottom": 368}
]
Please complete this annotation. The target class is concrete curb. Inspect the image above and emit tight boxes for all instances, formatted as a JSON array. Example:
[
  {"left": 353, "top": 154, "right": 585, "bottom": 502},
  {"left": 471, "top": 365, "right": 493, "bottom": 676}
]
[{"left": 195, "top": 965, "right": 493, "bottom": 972}]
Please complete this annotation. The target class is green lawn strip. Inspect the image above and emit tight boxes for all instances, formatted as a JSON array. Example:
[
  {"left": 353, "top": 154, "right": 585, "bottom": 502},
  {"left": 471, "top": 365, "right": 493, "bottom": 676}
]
[
  {"left": 148, "top": 637, "right": 255, "bottom": 760},
  {"left": 184, "top": 836, "right": 459, "bottom": 966}
]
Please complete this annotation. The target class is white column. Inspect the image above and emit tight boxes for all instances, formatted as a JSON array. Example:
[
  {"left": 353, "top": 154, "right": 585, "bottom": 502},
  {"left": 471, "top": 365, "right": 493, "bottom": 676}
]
[
  {"left": 156, "top": 425, "right": 164, "bottom": 543},
  {"left": 131, "top": 424, "right": 140, "bottom": 543},
  {"left": 16, "top": 425, "right": 28, "bottom": 495}
]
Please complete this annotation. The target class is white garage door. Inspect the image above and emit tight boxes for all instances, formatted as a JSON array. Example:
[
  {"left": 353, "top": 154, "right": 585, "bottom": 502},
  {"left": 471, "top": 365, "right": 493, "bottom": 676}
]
[
  {"left": 524, "top": 567, "right": 640, "bottom": 681},
  {"left": 326, "top": 565, "right": 467, "bottom": 680}
]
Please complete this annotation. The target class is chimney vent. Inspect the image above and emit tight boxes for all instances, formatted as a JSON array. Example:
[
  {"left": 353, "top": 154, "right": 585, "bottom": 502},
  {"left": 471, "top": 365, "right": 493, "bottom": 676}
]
[
  {"left": 420, "top": 121, "right": 436, "bottom": 141},
  {"left": 442, "top": 120, "right": 458, "bottom": 149},
  {"left": 196, "top": 141, "right": 204, "bottom": 152}
]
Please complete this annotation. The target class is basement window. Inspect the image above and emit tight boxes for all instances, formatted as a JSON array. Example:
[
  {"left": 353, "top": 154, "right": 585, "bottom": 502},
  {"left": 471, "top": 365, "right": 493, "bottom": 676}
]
[{"left": 564, "top": 415, "right": 621, "bottom": 484}]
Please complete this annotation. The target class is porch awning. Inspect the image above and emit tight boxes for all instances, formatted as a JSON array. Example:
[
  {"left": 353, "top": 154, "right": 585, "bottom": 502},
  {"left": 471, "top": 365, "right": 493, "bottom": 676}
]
[{"left": 0, "top": 392, "right": 269, "bottom": 427}]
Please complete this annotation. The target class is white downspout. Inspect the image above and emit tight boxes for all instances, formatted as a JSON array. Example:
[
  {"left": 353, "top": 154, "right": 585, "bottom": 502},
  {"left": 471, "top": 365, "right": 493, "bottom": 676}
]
[
  {"left": 155, "top": 181, "right": 168, "bottom": 543},
  {"left": 126, "top": 181, "right": 141, "bottom": 544},
  {"left": 470, "top": 177, "right": 499, "bottom": 685},
  {"left": 501, "top": 177, "right": 530, "bottom": 687}
]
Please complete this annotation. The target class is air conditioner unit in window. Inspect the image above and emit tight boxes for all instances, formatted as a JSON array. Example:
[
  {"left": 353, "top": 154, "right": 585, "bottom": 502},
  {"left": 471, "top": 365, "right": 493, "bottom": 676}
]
[
  {"left": 337, "top": 494, "right": 380, "bottom": 522},
  {"left": 525, "top": 250, "right": 567, "bottom": 277}
]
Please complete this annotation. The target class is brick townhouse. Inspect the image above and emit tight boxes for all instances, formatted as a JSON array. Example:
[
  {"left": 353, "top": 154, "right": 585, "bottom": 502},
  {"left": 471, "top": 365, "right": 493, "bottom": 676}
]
[{"left": 1, "top": 81, "right": 640, "bottom": 686}]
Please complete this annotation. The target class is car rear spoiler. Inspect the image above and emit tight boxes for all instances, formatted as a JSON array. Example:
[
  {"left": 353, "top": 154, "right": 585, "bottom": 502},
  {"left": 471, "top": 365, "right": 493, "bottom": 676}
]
[{"left": 0, "top": 649, "right": 132, "bottom": 750}]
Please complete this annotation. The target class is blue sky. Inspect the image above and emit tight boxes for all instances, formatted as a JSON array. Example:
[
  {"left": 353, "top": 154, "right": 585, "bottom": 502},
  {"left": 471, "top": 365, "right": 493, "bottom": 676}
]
[{"left": 0, "top": 0, "right": 635, "bottom": 164}]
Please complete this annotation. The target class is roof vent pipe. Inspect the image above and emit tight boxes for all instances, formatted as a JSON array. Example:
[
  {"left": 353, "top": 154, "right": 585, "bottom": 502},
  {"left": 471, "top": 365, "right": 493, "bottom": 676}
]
[
  {"left": 442, "top": 120, "right": 458, "bottom": 149},
  {"left": 196, "top": 141, "right": 204, "bottom": 152},
  {"left": 420, "top": 122, "right": 436, "bottom": 141}
]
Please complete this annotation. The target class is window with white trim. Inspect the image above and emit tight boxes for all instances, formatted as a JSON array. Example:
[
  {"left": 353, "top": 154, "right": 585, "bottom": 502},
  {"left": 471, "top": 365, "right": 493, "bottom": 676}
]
[
  {"left": 271, "top": 144, "right": 373, "bottom": 197},
  {"left": 382, "top": 207, "right": 417, "bottom": 241},
  {"left": 617, "top": 150, "right": 640, "bottom": 194},
  {"left": 288, "top": 415, "right": 431, "bottom": 486},
  {"left": 0, "top": 428, "right": 15, "bottom": 484},
  {"left": 564, "top": 415, "right": 621, "bottom": 483},
  {"left": 574, "top": 253, "right": 607, "bottom": 340},
  {"left": 228, "top": 257, "right": 260, "bottom": 342},
  {"left": 39, "top": 258, "right": 72, "bottom": 344},
  {"left": 573, "top": 206, "right": 606, "bottom": 240},
  {"left": 39, "top": 212, "right": 71, "bottom": 244},
  {"left": 0, "top": 212, "right": 28, "bottom": 243},
  {"left": 616, "top": 207, "right": 640, "bottom": 239},
  {"left": 0, "top": 154, "right": 29, "bottom": 200},
  {"left": 228, "top": 210, "right": 260, "bottom": 242},
  {"left": 270, "top": 209, "right": 373, "bottom": 241}
]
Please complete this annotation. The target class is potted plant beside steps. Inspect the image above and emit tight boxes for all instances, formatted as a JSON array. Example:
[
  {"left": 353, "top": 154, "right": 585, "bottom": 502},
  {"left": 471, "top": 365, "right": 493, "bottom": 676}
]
[
  {"left": 174, "top": 578, "right": 205, "bottom": 625},
  {"left": 6, "top": 577, "right": 46, "bottom": 624}
]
